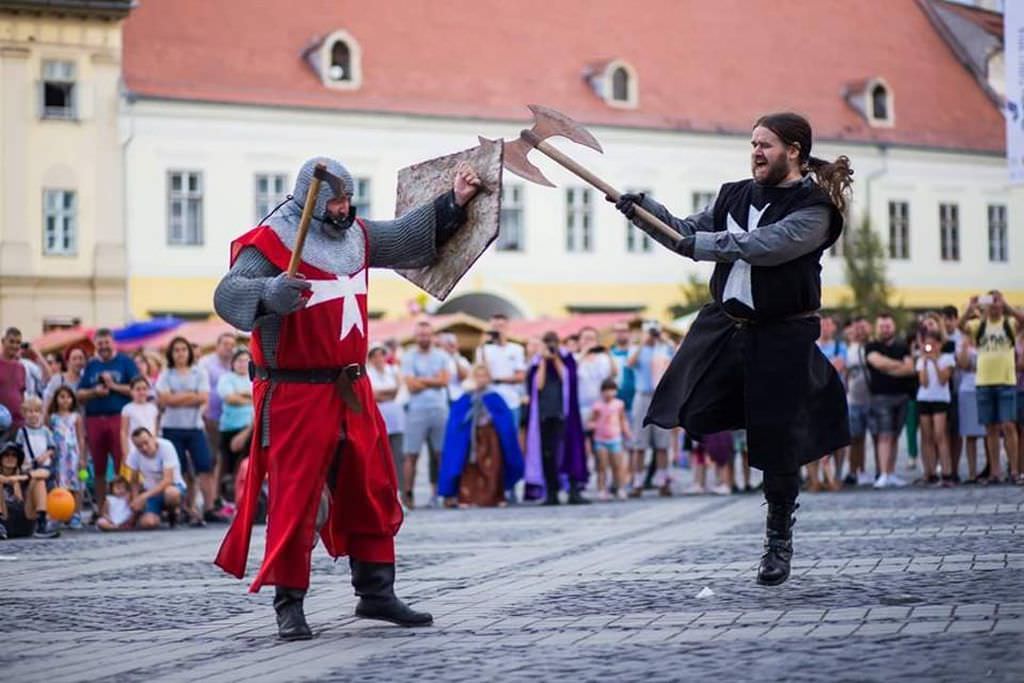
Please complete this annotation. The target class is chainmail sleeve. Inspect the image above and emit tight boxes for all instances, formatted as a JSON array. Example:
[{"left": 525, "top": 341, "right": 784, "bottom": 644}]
[
  {"left": 213, "top": 247, "right": 279, "bottom": 331},
  {"left": 365, "top": 192, "right": 466, "bottom": 269}
]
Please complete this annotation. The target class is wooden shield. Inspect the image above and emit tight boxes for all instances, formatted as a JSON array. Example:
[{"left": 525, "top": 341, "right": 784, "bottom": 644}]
[{"left": 394, "top": 139, "right": 503, "bottom": 300}]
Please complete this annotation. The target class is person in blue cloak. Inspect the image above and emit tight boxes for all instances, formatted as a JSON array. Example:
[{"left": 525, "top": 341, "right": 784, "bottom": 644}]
[
  {"left": 523, "top": 331, "right": 590, "bottom": 505},
  {"left": 438, "top": 365, "right": 524, "bottom": 507}
]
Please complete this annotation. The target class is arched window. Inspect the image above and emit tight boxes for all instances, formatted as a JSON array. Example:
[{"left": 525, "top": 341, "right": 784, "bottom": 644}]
[
  {"left": 317, "top": 30, "right": 362, "bottom": 90},
  {"left": 871, "top": 83, "right": 889, "bottom": 121},
  {"left": 329, "top": 40, "right": 351, "bottom": 81},
  {"left": 611, "top": 66, "right": 630, "bottom": 102}
]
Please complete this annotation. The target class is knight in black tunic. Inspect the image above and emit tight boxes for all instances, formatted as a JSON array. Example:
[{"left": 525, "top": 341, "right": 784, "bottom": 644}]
[{"left": 611, "top": 112, "right": 853, "bottom": 586}]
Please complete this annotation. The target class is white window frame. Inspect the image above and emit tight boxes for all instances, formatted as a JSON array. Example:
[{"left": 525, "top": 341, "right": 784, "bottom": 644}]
[
  {"left": 939, "top": 203, "right": 960, "bottom": 262},
  {"left": 888, "top": 200, "right": 910, "bottom": 260},
  {"left": 43, "top": 189, "right": 77, "bottom": 256},
  {"left": 601, "top": 59, "right": 638, "bottom": 108},
  {"left": 865, "top": 77, "right": 894, "bottom": 127},
  {"left": 625, "top": 188, "right": 652, "bottom": 254},
  {"left": 566, "top": 187, "right": 593, "bottom": 253},
  {"left": 988, "top": 204, "right": 1008, "bottom": 263},
  {"left": 351, "top": 177, "right": 371, "bottom": 218},
  {"left": 41, "top": 59, "right": 77, "bottom": 120},
  {"left": 320, "top": 29, "right": 362, "bottom": 90},
  {"left": 497, "top": 184, "right": 525, "bottom": 252},
  {"left": 167, "top": 171, "right": 204, "bottom": 246},
  {"left": 253, "top": 173, "right": 289, "bottom": 224}
]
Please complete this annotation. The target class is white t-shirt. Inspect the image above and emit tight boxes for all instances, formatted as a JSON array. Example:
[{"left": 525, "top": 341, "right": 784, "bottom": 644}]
[
  {"left": 475, "top": 342, "right": 526, "bottom": 410},
  {"left": 916, "top": 353, "right": 955, "bottom": 403},
  {"left": 106, "top": 495, "right": 133, "bottom": 526},
  {"left": 126, "top": 437, "right": 186, "bottom": 490},
  {"left": 367, "top": 364, "right": 405, "bottom": 435},
  {"left": 577, "top": 353, "right": 614, "bottom": 412},
  {"left": 121, "top": 401, "right": 159, "bottom": 436},
  {"left": 446, "top": 353, "right": 471, "bottom": 402}
]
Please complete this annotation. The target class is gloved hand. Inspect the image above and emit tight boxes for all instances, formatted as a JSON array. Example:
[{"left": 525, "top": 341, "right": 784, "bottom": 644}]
[
  {"left": 263, "top": 272, "right": 311, "bottom": 315},
  {"left": 607, "top": 192, "right": 645, "bottom": 219},
  {"left": 676, "top": 235, "right": 696, "bottom": 258}
]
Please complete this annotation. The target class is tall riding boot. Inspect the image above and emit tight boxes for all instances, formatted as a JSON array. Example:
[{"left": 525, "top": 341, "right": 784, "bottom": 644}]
[
  {"left": 542, "top": 455, "right": 560, "bottom": 505},
  {"left": 350, "top": 559, "right": 433, "bottom": 627},
  {"left": 756, "top": 501, "right": 798, "bottom": 586},
  {"left": 274, "top": 587, "right": 313, "bottom": 641}
]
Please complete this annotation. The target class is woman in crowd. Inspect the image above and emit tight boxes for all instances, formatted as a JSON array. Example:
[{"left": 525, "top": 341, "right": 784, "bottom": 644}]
[
  {"left": 155, "top": 336, "right": 213, "bottom": 526},
  {"left": 216, "top": 348, "right": 254, "bottom": 507},
  {"left": 42, "top": 346, "right": 88, "bottom": 414},
  {"left": 366, "top": 343, "right": 405, "bottom": 492}
]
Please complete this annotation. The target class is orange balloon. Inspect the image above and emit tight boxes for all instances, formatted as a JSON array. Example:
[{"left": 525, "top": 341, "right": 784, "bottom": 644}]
[{"left": 46, "top": 487, "right": 76, "bottom": 522}]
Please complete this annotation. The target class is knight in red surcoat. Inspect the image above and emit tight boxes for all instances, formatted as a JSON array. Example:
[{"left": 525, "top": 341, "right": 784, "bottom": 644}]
[{"left": 213, "top": 156, "right": 481, "bottom": 640}]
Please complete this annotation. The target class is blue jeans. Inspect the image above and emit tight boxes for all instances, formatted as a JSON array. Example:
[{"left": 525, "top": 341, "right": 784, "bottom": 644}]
[{"left": 976, "top": 385, "right": 1017, "bottom": 425}]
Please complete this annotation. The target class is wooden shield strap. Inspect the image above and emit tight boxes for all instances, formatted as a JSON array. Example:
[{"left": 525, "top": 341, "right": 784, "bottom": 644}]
[{"left": 287, "top": 162, "right": 326, "bottom": 277}]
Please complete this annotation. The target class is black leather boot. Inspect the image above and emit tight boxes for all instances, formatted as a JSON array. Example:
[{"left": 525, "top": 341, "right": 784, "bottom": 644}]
[
  {"left": 350, "top": 559, "right": 433, "bottom": 627},
  {"left": 756, "top": 502, "right": 798, "bottom": 586},
  {"left": 567, "top": 484, "right": 591, "bottom": 505},
  {"left": 274, "top": 587, "right": 313, "bottom": 640}
]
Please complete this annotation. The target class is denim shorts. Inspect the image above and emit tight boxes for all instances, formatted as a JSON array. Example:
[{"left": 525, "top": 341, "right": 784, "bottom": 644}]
[
  {"left": 162, "top": 428, "right": 213, "bottom": 474},
  {"left": 144, "top": 483, "right": 187, "bottom": 515},
  {"left": 594, "top": 439, "right": 624, "bottom": 455},
  {"left": 867, "top": 394, "right": 908, "bottom": 437},
  {"left": 976, "top": 385, "right": 1017, "bottom": 426},
  {"left": 848, "top": 404, "right": 869, "bottom": 439}
]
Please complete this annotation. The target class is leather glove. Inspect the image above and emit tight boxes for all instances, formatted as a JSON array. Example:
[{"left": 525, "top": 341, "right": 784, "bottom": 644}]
[
  {"left": 607, "top": 192, "right": 645, "bottom": 219},
  {"left": 263, "top": 272, "right": 311, "bottom": 315}
]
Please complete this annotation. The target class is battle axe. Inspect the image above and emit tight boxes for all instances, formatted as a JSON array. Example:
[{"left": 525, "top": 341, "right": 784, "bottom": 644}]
[{"left": 485, "top": 105, "right": 678, "bottom": 243}]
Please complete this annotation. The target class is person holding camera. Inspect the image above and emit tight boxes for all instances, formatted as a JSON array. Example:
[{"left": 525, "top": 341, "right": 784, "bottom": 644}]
[
  {"left": 524, "top": 331, "right": 588, "bottom": 504},
  {"left": 627, "top": 321, "right": 674, "bottom": 497},
  {"left": 915, "top": 327, "right": 956, "bottom": 486},
  {"left": 474, "top": 314, "right": 526, "bottom": 425},
  {"left": 959, "top": 290, "right": 1023, "bottom": 484}
]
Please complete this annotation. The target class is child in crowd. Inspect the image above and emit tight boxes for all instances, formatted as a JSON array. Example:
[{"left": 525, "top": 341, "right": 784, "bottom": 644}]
[
  {"left": 121, "top": 376, "right": 160, "bottom": 475},
  {"left": 0, "top": 441, "right": 58, "bottom": 539},
  {"left": 96, "top": 476, "right": 135, "bottom": 531},
  {"left": 685, "top": 431, "right": 734, "bottom": 495},
  {"left": 47, "top": 386, "right": 87, "bottom": 528},
  {"left": 15, "top": 396, "right": 62, "bottom": 535},
  {"left": 588, "top": 379, "right": 632, "bottom": 501}
]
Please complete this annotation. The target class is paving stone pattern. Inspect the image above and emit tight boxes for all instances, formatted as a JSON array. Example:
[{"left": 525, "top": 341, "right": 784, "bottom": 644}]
[{"left": 1, "top": 484, "right": 1022, "bottom": 682}]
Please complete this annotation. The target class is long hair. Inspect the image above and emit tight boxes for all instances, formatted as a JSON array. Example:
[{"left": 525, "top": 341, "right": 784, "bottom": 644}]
[
  {"left": 755, "top": 112, "right": 854, "bottom": 215},
  {"left": 164, "top": 336, "right": 196, "bottom": 369},
  {"left": 47, "top": 385, "right": 79, "bottom": 422}
]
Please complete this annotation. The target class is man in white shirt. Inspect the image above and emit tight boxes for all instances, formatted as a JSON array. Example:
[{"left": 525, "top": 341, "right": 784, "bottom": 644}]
[
  {"left": 438, "top": 333, "right": 470, "bottom": 402},
  {"left": 127, "top": 427, "right": 186, "bottom": 529},
  {"left": 474, "top": 314, "right": 526, "bottom": 423}
]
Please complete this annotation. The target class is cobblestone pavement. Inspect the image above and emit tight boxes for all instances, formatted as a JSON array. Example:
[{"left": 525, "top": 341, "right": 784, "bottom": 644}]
[{"left": 2, "top": 483, "right": 1022, "bottom": 682}]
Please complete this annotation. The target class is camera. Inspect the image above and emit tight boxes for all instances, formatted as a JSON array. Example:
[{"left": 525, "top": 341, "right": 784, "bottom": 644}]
[
  {"left": 486, "top": 330, "right": 500, "bottom": 342},
  {"left": 978, "top": 294, "right": 994, "bottom": 306}
]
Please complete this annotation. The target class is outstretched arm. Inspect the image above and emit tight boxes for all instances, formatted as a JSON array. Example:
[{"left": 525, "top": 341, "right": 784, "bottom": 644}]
[
  {"left": 365, "top": 192, "right": 466, "bottom": 269},
  {"left": 690, "top": 205, "right": 832, "bottom": 267}
]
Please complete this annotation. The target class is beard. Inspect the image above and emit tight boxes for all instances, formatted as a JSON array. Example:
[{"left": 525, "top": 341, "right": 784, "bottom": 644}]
[{"left": 752, "top": 155, "right": 791, "bottom": 186}]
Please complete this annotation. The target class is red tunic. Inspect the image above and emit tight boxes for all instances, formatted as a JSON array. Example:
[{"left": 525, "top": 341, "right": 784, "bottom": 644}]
[{"left": 215, "top": 221, "right": 403, "bottom": 592}]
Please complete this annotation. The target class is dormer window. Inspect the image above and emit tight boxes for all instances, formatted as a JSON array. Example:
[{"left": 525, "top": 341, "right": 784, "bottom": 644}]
[
  {"left": 311, "top": 30, "right": 362, "bottom": 90},
  {"left": 842, "top": 76, "right": 893, "bottom": 128},
  {"left": 585, "top": 59, "right": 638, "bottom": 109},
  {"left": 330, "top": 40, "right": 351, "bottom": 82},
  {"left": 871, "top": 83, "right": 889, "bottom": 121}
]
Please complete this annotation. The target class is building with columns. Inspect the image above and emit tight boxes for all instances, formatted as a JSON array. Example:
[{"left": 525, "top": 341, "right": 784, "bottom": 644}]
[{"left": 0, "top": 0, "right": 133, "bottom": 334}]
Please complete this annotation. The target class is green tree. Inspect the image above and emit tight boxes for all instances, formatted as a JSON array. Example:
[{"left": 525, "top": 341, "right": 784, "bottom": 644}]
[
  {"left": 841, "top": 216, "right": 897, "bottom": 320},
  {"left": 667, "top": 273, "right": 712, "bottom": 319}
]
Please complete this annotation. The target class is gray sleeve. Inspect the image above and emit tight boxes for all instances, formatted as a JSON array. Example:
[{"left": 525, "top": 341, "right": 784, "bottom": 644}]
[
  {"left": 692, "top": 205, "right": 831, "bottom": 267},
  {"left": 365, "top": 201, "right": 438, "bottom": 269},
  {"left": 635, "top": 196, "right": 715, "bottom": 239},
  {"left": 212, "top": 247, "right": 281, "bottom": 332}
]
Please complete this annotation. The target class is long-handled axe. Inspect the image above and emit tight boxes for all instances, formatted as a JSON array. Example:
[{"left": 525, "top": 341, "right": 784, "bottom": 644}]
[
  {"left": 483, "top": 105, "right": 678, "bottom": 243},
  {"left": 287, "top": 162, "right": 331, "bottom": 276}
]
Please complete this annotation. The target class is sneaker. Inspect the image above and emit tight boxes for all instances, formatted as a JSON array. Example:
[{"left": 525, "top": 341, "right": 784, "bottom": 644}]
[
  {"left": 68, "top": 513, "right": 83, "bottom": 530},
  {"left": 711, "top": 483, "right": 731, "bottom": 496},
  {"left": 615, "top": 489, "right": 628, "bottom": 501},
  {"left": 597, "top": 490, "right": 611, "bottom": 502},
  {"left": 906, "top": 457, "right": 918, "bottom": 471},
  {"left": 857, "top": 472, "right": 875, "bottom": 487},
  {"left": 842, "top": 473, "right": 857, "bottom": 487},
  {"left": 872, "top": 473, "right": 890, "bottom": 489},
  {"left": 33, "top": 524, "right": 61, "bottom": 539},
  {"left": 683, "top": 484, "right": 706, "bottom": 495},
  {"left": 888, "top": 474, "right": 908, "bottom": 488}
]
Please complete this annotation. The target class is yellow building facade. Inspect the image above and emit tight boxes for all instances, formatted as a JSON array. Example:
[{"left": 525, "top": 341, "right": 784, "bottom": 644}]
[{"left": 0, "top": 1, "right": 132, "bottom": 336}]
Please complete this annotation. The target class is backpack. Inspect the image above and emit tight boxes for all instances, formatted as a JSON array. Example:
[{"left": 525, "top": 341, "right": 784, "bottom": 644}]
[{"left": 975, "top": 318, "right": 1015, "bottom": 346}]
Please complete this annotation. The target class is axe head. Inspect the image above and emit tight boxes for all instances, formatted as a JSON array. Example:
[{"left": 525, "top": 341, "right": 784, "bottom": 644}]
[{"left": 491, "top": 104, "right": 604, "bottom": 188}]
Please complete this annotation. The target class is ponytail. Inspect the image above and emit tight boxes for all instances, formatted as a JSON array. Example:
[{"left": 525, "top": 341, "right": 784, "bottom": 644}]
[{"left": 805, "top": 155, "right": 854, "bottom": 216}]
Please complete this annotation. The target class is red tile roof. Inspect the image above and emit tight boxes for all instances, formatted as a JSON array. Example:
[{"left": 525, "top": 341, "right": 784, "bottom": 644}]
[{"left": 122, "top": 0, "right": 1004, "bottom": 153}]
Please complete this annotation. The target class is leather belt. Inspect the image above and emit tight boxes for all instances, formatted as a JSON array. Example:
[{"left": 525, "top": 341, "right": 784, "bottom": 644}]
[{"left": 249, "top": 362, "right": 365, "bottom": 413}]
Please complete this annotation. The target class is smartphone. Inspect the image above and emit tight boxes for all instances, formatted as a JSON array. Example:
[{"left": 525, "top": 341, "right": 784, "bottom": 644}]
[
  {"left": 978, "top": 294, "right": 994, "bottom": 306},
  {"left": 924, "top": 344, "right": 934, "bottom": 353}
]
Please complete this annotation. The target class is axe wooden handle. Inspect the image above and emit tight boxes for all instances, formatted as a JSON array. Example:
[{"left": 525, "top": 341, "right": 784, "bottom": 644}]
[
  {"left": 287, "top": 162, "right": 326, "bottom": 277},
  {"left": 533, "top": 139, "right": 680, "bottom": 243}
]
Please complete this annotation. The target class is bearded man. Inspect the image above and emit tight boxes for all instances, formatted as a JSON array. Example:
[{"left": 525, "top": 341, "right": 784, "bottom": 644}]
[{"left": 610, "top": 112, "right": 853, "bottom": 586}]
